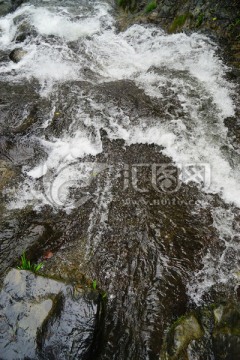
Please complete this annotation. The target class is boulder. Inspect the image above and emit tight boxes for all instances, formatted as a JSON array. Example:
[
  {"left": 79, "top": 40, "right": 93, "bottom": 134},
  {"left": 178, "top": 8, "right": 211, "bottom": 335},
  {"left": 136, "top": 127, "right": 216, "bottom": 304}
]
[
  {"left": 160, "top": 303, "right": 240, "bottom": 360},
  {"left": 0, "top": 269, "right": 103, "bottom": 360},
  {"left": 0, "top": 0, "right": 11, "bottom": 17},
  {"left": 0, "top": 0, "right": 26, "bottom": 17},
  {"left": 11, "top": 0, "right": 27, "bottom": 11},
  {"left": 9, "top": 48, "right": 27, "bottom": 63},
  {"left": 161, "top": 314, "right": 203, "bottom": 359},
  {"left": 15, "top": 32, "right": 30, "bottom": 43},
  {"left": 213, "top": 303, "right": 240, "bottom": 360}
]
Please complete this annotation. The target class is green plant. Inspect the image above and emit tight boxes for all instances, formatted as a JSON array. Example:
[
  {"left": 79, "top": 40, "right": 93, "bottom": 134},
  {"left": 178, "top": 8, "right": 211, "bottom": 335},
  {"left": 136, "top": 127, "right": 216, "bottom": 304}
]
[
  {"left": 117, "top": 0, "right": 136, "bottom": 11},
  {"left": 234, "top": 18, "right": 240, "bottom": 26},
  {"left": 229, "top": 18, "right": 240, "bottom": 31},
  {"left": 196, "top": 13, "right": 204, "bottom": 27},
  {"left": 17, "top": 252, "right": 43, "bottom": 272},
  {"left": 117, "top": 0, "right": 125, "bottom": 7},
  {"left": 145, "top": 1, "right": 157, "bottom": 14},
  {"left": 101, "top": 291, "right": 107, "bottom": 299},
  {"left": 92, "top": 279, "right": 97, "bottom": 290},
  {"left": 169, "top": 14, "right": 189, "bottom": 32}
]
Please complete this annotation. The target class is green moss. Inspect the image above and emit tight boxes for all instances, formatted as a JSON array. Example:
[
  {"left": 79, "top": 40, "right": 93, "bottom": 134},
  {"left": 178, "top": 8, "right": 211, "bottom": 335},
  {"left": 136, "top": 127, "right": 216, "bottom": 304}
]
[
  {"left": 231, "top": 18, "right": 240, "bottom": 27},
  {"left": 161, "top": 303, "right": 240, "bottom": 359},
  {"left": 228, "top": 17, "right": 240, "bottom": 34},
  {"left": 144, "top": 1, "right": 157, "bottom": 14},
  {"left": 215, "top": 326, "right": 240, "bottom": 336},
  {"left": 117, "top": 0, "right": 126, "bottom": 7},
  {"left": 163, "top": 313, "right": 204, "bottom": 359},
  {"left": 117, "top": 0, "right": 137, "bottom": 12},
  {"left": 196, "top": 13, "right": 204, "bottom": 27},
  {"left": 169, "top": 14, "right": 188, "bottom": 33},
  {"left": 213, "top": 303, "right": 240, "bottom": 337}
]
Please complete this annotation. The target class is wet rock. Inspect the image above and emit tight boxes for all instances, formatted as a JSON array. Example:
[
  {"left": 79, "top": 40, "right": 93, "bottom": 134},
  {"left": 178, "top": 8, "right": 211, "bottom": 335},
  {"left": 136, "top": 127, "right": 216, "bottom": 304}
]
[
  {"left": 9, "top": 48, "right": 27, "bottom": 63},
  {"left": 0, "top": 0, "right": 11, "bottom": 17},
  {"left": 0, "top": 160, "right": 15, "bottom": 191},
  {"left": 0, "top": 268, "right": 103, "bottom": 360},
  {"left": 213, "top": 303, "right": 240, "bottom": 330},
  {"left": 162, "top": 314, "right": 203, "bottom": 359},
  {"left": 15, "top": 32, "right": 30, "bottom": 43},
  {"left": 40, "top": 136, "right": 218, "bottom": 359},
  {"left": 161, "top": 302, "right": 240, "bottom": 360},
  {"left": 11, "top": 0, "right": 27, "bottom": 11},
  {"left": 0, "top": 207, "right": 65, "bottom": 280},
  {"left": 213, "top": 303, "right": 240, "bottom": 359}
]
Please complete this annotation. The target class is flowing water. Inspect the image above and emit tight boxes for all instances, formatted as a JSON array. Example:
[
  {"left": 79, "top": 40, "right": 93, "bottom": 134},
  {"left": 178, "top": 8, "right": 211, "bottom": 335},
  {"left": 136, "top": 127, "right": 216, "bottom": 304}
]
[{"left": 0, "top": 0, "right": 240, "bottom": 359}]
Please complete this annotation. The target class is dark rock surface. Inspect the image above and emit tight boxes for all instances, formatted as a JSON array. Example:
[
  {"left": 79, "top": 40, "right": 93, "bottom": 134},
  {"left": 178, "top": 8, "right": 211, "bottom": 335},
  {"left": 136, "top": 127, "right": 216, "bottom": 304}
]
[
  {"left": 0, "top": 75, "right": 237, "bottom": 358},
  {"left": 0, "top": 269, "right": 103, "bottom": 360},
  {"left": 0, "top": 0, "right": 27, "bottom": 17},
  {"left": 11, "top": 0, "right": 27, "bottom": 11},
  {"left": 0, "top": 0, "right": 12, "bottom": 17}
]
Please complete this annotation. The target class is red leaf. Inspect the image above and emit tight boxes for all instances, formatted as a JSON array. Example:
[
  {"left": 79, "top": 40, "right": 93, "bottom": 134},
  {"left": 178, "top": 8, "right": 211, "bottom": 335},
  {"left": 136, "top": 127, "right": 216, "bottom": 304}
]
[{"left": 43, "top": 251, "right": 53, "bottom": 260}]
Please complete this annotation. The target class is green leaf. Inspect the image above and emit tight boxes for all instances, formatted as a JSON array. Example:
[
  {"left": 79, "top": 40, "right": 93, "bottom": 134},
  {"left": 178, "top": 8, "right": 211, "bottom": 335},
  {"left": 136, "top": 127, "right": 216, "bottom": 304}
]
[
  {"left": 17, "top": 252, "right": 44, "bottom": 273},
  {"left": 34, "top": 263, "right": 43, "bottom": 272},
  {"left": 102, "top": 292, "right": 107, "bottom": 299},
  {"left": 92, "top": 280, "right": 97, "bottom": 290}
]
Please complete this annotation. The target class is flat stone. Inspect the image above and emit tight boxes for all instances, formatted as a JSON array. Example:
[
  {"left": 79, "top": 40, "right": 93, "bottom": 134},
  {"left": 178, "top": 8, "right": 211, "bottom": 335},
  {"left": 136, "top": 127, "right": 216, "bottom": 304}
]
[{"left": 0, "top": 269, "right": 103, "bottom": 360}]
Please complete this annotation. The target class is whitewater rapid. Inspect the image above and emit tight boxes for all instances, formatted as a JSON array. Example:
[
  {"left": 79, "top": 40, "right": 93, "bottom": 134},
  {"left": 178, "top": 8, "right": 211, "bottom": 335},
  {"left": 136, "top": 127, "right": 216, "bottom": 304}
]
[{"left": 0, "top": 0, "right": 239, "bottom": 306}]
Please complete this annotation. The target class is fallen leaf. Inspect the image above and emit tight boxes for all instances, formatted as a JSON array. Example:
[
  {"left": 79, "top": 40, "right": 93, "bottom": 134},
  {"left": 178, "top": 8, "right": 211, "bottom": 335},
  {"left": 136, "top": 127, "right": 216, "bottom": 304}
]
[{"left": 43, "top": 251, "right": 53, "bottom": 259}]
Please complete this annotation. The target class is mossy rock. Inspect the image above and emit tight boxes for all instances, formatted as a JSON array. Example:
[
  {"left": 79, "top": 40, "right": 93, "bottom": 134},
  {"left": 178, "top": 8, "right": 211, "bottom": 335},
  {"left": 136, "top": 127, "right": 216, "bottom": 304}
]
[
  {"left": 0, "top": 160, "right": 15, "bottom": 191},
  {"left": 213, "top": 303, "right": 240, "bottom": 336},
  {"left": 161, "top": 302, "right": 240, "bottom": 360},
  {"left": 213, "top": 304, "right": 240, "bottom": 360},
  {"left": 161, "top": 314, "right": 204, "bottom": 359}
]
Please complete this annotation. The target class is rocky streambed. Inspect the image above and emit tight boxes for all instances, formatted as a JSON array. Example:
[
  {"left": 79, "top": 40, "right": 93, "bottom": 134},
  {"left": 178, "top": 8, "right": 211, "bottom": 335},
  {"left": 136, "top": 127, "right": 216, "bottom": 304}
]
[{"left": 0, "top": 0, "right": 240, "bottom": 359}]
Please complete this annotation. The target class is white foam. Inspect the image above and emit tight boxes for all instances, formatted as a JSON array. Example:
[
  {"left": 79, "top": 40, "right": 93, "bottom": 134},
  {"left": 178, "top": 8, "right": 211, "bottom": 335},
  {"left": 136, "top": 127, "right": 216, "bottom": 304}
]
[
  {"left": 2, "top": 1, "right": 239, "bottom": 212},
  {"left": 28, "top": 131, "right": 102, "bottom": 179},
  {"left": 30, "top": 7, "right": 101, "bottom": 41},
  {"left": 0, "top": 3, "right": 113, "bottom": 92},
  {"left": 0, "top": 5, "right": 29, "bottom": 46},
  {"left": 187, "top": 206, "right": 240, "bottom": 304}
]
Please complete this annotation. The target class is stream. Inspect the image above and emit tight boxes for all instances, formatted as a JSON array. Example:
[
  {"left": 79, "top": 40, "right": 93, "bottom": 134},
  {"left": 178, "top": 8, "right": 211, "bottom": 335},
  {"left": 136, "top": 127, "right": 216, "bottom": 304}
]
[{"left": 0, "top": 0, "right": 240, "bottom": 359}]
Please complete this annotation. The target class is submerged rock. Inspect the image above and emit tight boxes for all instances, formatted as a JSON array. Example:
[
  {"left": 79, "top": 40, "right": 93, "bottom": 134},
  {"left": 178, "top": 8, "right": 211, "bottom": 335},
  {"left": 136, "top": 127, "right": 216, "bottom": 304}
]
[
  {"left": 0, "top": 269, "right": 103, "bottom": 360},
  {"left": 9, "top": 48, "right": 27, "bottom": 63}
]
